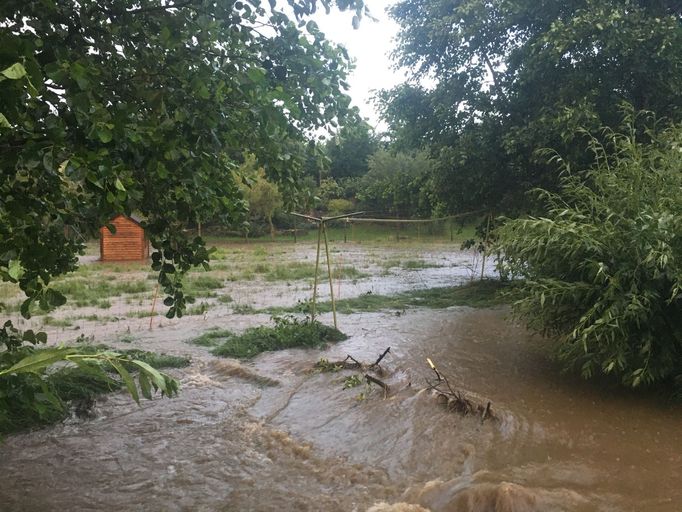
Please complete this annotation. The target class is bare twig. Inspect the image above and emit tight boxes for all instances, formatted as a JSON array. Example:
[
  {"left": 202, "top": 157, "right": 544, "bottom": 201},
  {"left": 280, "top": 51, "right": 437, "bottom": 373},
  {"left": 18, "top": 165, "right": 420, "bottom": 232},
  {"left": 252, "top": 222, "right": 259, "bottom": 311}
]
[
  {"left": 343, "top": 354, "right": 363, "bottom": 368},
  {"left": 370, "top": 347, "right": 391, "bottom": 368}
]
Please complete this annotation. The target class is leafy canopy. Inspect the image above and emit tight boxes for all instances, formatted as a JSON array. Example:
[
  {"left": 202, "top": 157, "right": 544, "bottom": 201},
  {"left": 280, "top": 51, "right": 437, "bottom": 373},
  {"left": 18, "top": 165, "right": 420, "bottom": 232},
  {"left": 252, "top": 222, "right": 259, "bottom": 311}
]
[
  {"left": 497, "top": 111, "right": 682, "bottom": 388},
  {"left": 1, "top": 0, "right": 365, "bottom": 320},
  {"left": 0, "top": 0, "right": 367, "bottom": 408},
  {"left": 381, "top": 0, "right": 682, "bottom": 213},
  {"left": 357, "top": 150, "right": 434, "bottom": 217},
  {"left": 325, "top": 114, "right": 379, "bottom": 180}
]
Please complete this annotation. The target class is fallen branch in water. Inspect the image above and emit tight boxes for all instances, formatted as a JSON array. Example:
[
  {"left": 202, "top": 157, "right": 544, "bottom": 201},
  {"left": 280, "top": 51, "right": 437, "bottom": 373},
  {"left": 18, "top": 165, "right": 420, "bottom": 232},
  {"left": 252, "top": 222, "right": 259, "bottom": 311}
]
[
  {"left": 316, "top": 347, "right": 391, "bottom": 376},
  {"left": 426, "top": 357, "right": 497, "bottom": 423},
  {"left": 370, "top": 347, "right": 391, "bottom": 369},
  {"left": 315, "top": 348, "right": 392, "bottom": 398},
  {"left": 365, "top": 373, "right": 389, "bottom": 399}
]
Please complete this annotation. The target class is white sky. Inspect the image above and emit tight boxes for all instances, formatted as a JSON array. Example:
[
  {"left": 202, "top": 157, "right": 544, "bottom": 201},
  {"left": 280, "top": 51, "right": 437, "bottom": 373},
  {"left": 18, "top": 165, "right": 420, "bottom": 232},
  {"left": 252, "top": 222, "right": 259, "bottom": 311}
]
[{"left": 313, "top": 0, "right": 406, "bottom": 130}]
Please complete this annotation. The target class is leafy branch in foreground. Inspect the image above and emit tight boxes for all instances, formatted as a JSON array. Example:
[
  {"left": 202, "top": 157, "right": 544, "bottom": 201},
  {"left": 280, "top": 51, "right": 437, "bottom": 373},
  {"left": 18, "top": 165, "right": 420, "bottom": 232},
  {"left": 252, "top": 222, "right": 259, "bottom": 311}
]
[
  {"left": 0, "top": 328, "right": 180, "bottom": 435},
  {"left": 496, "top": 111, "right": 682, "bottom": 389}
]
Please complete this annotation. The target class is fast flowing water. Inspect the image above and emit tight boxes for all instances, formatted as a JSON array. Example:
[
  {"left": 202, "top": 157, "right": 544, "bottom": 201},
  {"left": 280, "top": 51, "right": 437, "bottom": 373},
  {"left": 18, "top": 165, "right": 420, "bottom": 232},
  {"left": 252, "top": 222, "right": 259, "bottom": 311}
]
[{"left": 1, "top": 307, "right": 681, "bottom": 511}]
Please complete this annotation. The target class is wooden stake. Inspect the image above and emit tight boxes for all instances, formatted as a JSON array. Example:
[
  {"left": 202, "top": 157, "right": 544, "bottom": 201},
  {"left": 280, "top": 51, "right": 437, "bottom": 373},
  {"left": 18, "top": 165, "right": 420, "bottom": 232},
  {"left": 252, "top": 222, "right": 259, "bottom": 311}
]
[
  {"left": 322, "top": 222, "right": 338, "bottom": 329},
  {"left": 480, "top": 213, "right": 492, "bottom": 281},
  {"left": 149, "top": 282, "right": 160, "bottom": 330},
  {"left": 312, "top": 223, "right": 323, "bottom": 322}
]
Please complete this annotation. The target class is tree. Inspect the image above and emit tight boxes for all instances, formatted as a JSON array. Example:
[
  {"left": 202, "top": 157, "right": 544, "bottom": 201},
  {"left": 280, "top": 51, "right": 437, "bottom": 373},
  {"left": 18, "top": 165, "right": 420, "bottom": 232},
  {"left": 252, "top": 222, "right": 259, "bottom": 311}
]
[
  {"left": 381, "top": 0, "right": 682, "bottom": 214},
  {"left": 1, "top": 0, "right": 365, "bottom": 318},
  {"left": 326, "top": 111, "right": 379, "bottom": 180},
  {"left": 357, "top": 150, "right": 434, "bottom": 217},
  {"left": 496, "top": 112, "right": 682, "bottom": 389},
  {"left": 0, "top": 0, "right": 367, "bottom": 405},
  {"left": 246, "top": 171, "right": 284, "bottom": 239}
]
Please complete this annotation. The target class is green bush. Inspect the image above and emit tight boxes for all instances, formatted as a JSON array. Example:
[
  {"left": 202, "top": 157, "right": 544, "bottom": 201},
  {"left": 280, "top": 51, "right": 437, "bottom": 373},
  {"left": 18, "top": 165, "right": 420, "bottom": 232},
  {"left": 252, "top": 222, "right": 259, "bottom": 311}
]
[{"left": 497, "top": 113, "right": 682, "bottom": 388}]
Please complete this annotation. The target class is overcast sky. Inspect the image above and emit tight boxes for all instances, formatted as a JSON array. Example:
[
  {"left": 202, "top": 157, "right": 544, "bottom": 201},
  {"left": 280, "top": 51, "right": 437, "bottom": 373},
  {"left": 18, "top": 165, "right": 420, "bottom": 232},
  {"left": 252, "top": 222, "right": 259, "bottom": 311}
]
[{"left": 313, "top": 0, "right": 406, "bottom": 130}]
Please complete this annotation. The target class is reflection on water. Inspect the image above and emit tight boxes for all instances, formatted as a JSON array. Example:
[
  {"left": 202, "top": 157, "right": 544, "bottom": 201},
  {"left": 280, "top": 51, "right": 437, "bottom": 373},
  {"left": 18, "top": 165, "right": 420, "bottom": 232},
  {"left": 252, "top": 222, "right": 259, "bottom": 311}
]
[{"left": 1, "top": 308, "right": 681, "bottom": 511}]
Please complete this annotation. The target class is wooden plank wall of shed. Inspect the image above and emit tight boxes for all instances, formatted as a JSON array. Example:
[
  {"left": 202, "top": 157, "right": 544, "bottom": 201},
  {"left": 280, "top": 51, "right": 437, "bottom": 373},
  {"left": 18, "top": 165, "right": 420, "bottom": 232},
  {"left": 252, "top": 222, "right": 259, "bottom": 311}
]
[{"left": 100, "top": 215, "right": 149, "bottom": 261}]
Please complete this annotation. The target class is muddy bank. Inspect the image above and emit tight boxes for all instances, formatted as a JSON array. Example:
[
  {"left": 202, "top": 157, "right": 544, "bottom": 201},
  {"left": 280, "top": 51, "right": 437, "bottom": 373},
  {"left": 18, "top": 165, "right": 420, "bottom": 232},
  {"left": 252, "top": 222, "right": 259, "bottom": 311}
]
[{"left": 1, "top": 306, "right": 680, "bottom": 511}]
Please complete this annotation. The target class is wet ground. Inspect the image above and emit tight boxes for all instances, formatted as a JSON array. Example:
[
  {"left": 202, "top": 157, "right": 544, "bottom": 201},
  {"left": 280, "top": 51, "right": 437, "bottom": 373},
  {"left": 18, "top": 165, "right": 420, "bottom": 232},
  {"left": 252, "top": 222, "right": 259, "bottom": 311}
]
[{"left": 0, "top": 243, "right": 680, "bottom": 511}]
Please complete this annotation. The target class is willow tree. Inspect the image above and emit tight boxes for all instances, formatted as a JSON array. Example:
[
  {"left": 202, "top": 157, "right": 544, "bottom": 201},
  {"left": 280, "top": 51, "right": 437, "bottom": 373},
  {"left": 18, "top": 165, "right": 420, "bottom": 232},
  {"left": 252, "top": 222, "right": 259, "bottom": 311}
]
[{"left": 497, "top": 113, "right": 682, "bottom": 389}]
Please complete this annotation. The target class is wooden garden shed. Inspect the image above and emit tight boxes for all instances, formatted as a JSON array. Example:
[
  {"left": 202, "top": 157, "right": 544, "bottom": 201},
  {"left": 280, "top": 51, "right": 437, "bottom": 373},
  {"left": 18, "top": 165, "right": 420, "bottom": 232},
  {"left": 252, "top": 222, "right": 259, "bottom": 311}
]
[{"left": 100, "top": 215, "right": 149, "bottom": 261}]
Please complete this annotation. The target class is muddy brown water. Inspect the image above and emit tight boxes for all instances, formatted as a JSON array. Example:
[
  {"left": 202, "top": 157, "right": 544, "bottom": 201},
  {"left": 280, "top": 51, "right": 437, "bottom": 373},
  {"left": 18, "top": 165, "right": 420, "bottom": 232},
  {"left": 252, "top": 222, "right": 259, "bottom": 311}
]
[{"left": 1, "top": 305, "right": 680, "bottom": 511}]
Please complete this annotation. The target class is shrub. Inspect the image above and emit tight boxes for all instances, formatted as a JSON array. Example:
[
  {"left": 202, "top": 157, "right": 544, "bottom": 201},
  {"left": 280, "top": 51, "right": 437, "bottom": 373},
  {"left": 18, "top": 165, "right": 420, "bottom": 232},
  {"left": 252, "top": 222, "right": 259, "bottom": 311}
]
[{"left": 496, "top": 113, "right": 682, "bottom": 388}]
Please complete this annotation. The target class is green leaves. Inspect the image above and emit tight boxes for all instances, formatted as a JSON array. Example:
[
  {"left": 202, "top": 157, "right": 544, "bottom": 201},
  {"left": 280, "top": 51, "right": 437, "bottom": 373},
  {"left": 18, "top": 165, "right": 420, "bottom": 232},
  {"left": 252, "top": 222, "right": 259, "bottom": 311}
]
[
  {"left": 384, "top": 0, "right": 682, "bottom": 213},
  {"left": 0, "top": 0, "right": 361, "bottom": 326},
  {"left": 0, "top": 63, "right": 27, "bottom": 80},
  {"left": 0, "top": 347, "right": 75, "bottom": 376}
]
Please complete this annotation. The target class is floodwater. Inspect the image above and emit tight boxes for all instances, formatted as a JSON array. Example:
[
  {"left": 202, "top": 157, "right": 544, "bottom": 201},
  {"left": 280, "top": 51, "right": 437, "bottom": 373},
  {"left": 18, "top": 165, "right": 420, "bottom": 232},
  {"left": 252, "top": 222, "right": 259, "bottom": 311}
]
[
  {"left": 2, "top": 309, "right": 681, "bottom": 511},
  {"left": 1, "top": 248, "right": 681, "bottom": 511}
]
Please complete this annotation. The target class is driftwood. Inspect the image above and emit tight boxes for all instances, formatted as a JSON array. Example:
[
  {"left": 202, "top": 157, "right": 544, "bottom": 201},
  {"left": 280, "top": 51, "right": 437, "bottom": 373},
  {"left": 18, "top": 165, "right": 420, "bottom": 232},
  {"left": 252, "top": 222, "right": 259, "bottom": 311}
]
[
  {"left": 315, "top": 348, "right": 392, "bottom": 398},
  {"left": 314, "top": 350, "right": 496, "bottom": 420},
  {"left": 365, "top": 373, "right": 389, "bottom": 399},
  {"left": 425, "top": 357, "right": 497, "bottom": 423},
  {"left": 316, "top": 347, "right": 391, "bottom": 377}
]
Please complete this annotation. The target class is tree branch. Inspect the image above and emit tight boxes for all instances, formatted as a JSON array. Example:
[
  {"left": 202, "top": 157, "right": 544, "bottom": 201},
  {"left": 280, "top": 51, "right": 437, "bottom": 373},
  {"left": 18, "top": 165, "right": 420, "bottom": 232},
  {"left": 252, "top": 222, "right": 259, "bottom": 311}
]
[{"left": 482, "top": 53, "right": 506, "bottom": 103}]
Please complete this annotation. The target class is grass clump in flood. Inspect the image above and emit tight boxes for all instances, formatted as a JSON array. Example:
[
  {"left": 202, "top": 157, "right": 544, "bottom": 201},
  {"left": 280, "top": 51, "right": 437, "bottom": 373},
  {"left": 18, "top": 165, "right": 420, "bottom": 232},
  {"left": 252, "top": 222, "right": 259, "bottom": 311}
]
[
  {"left": 117, "top": 349, "right": 190, "bottom": 369},
  {"left": 188, "top": 328, "right": 234, "bottom": 347},
  {"left": 264, "top": 262, "right": 317, "bottom": 281},
  {"left": 211, "top": 315, "right": 346, "bottom": 359},
  {"left": 55, "top": 278, "right": 150, "bottom": 305},
  {"left": 76, "top": 344, "right": 191, "bottom": 369}
]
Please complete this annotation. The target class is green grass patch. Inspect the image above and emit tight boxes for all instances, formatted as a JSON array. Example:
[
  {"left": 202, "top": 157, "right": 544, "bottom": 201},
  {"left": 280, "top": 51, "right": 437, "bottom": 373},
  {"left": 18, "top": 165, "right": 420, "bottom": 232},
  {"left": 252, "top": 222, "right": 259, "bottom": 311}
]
[
  {"left": 74, "top": 344, "right": 191, "bottom": 369},
  {"left": 116, "top": 349, "right": 190, "bottom": 369},
  {"left": 203, "top": 220, "right": 478, "bottom": 245},
  {"left": 253, "top": 263, "right": 271, "bottom": 274},
  {"left": 186, "top": 302, "right": 211, "bottom": 316},
  {"left": 232, "top": 303, "right": 256, "bottom": 314},
  {"left": 334, "top": 265, "right": 369, "bottom": 279},
  {"left": 381, "top": 258, "right": 402, "bottom": 269},
  {"left": 41, "top": 316, "right": 74, "bottom": 327},
  {"left": 217, "top": 294, "right": 233, "bottom": 304},
  {"left": 125, "top": 309, "right": 155, "bottom": 318},
  {"left": 211, "top": 316, "right": 346, "bottom": 359},
  {"left": 402, "top": 259, "right": 441, "bottom": 270},
  {"left": 54, "top": 278, "right": 150, "bottom": 305},
  {"left": 184, "top": 275, "right": 225, "bottom": 295}
]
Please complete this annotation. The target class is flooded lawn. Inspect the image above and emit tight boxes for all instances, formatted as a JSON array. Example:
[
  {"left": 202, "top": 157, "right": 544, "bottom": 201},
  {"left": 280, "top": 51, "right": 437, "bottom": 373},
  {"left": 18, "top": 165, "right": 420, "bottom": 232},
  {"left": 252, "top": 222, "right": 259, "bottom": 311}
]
[{"left": 0, "top": 241, "right": 679, "bottom": 511}]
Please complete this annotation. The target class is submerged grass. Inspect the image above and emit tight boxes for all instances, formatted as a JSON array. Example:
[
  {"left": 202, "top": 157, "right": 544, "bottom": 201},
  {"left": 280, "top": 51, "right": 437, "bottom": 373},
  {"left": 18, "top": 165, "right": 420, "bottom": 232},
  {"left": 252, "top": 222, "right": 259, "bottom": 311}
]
[
  {"left": 402, "top": 259, "right": 441, "bottom": 270},
  {"left": 211, "top": 316, "right": 346, "bottom": 359},
  {"left": 265, "top": 280, "right": 509, "bottom": 315}
]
